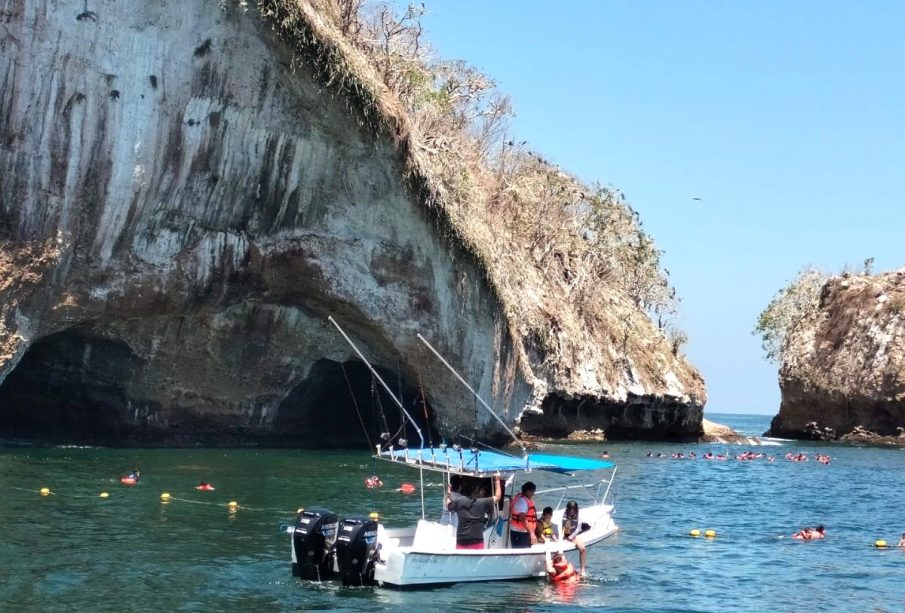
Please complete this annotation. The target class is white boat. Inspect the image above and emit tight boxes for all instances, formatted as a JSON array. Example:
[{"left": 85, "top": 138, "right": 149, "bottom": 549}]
[
  {"left": 289, "top": 317, "right": 617, "bottom": 587},
  {"left": 290, "top": 445, "right": 617, "bottom": 588}
]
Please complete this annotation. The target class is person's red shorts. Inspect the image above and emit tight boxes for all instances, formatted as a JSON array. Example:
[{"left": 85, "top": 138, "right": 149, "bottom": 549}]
[{"left": 456, "top": 542, "right": 485, "bottom": 550}]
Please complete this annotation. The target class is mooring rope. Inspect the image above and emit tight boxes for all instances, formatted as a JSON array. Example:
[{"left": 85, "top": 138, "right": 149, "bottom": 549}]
[{"left": 341, "top": 360, "right": 373, "bottom": 449}]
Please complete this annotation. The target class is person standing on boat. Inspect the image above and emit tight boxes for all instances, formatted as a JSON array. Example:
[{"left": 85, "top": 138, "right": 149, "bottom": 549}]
[
  {"left": 442, "top": 475, "right": 464, "bottom": 528},
  {"left": 446, "top": 473, "right": 501, "bottom": 549},
  {"left": 510, "top": 481, "right": 538, "bottom": 548}
]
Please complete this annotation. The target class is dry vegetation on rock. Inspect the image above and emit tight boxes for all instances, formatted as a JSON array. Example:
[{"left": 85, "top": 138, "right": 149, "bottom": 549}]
[{"left": 253, "top": 0, "right": 697, "bottom": 399}]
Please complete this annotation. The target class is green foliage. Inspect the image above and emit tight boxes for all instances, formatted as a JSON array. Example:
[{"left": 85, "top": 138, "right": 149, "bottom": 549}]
[{"left": 754, "top": 268, "right": 828, "bottom": 363}]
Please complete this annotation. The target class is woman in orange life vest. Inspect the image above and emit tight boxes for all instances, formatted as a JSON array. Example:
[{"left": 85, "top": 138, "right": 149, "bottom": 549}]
[
  {"left": 509, "top": 482, "right": 538, "bottom": 548},
  {"left": 545, "top": 549, "right": 580, "bottom": 584}
]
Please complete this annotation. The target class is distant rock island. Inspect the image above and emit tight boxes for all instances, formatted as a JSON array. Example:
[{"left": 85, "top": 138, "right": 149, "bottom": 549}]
[
  {"left": 0, "top": 0, "right": 704, "bottom": 446},
  {"left": 760, "top": 268, "right": 905, "bottom": 444}
]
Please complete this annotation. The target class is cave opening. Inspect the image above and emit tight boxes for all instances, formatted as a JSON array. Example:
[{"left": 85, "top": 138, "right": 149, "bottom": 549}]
[
  {"left": 273, "top": 358, "right": 437, "bottom": 449},
  {"left": 0, "top": 331, "right": 437, "bottom": 448},
  {"left": 0, "top": 328, "right": 140, "bottom": 444}
]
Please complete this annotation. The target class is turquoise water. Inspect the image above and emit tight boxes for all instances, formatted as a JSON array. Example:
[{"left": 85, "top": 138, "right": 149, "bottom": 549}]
[{"left": 2, "top": 413, "right": 904, "bottom": 611}]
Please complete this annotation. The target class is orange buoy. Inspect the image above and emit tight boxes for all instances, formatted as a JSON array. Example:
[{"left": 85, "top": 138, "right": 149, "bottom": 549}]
[
  {"left": 399, "top": 482, "right": 416, "bottom": 494},
  {"left": 195, "top": 483, "right": 215, "bottom": 491}
]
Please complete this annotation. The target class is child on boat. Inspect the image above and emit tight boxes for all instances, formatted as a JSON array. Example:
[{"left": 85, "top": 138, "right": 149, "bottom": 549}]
[{"left": 535, "top": 507, "right": 559, "bottom": 543}]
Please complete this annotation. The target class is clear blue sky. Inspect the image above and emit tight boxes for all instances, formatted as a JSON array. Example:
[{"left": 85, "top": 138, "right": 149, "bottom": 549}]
[{"left": 414, "top": 1, "right": 905, "bottom": 415}]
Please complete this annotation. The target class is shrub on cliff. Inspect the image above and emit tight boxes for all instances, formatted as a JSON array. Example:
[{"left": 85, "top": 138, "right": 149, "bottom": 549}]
[{"left": 754, "top": 267, "right": 827, "bottom": 363}]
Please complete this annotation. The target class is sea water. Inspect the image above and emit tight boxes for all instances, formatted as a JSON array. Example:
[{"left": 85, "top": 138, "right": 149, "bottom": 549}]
[{"left": 1, "top": 413, "right": 903, "bottom": 612}]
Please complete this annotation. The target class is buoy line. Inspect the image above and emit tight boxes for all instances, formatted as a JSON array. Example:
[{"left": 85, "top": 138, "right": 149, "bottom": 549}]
[
  {"left": 1, "top": 484, "right": 304, "bottom": 516},
  {"left": 2, "top": 483, "right": 902, "bottom": 549}
]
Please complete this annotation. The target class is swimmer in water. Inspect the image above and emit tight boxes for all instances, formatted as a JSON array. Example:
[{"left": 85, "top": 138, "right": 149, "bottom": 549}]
[
  {"left": 546, "top": 549, "right": 580, "bottom": 584},
  {"left": 792, "top": 525, "right": 825, "bottom": 540}
]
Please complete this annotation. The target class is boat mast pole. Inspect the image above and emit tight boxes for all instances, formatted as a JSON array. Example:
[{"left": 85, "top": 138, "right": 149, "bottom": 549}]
[
  {"left": 328, "top": 317, "right": 425, "bottom": 450},
  {"left": 416, "top": 333, "right": 527, "bottom": 458}
]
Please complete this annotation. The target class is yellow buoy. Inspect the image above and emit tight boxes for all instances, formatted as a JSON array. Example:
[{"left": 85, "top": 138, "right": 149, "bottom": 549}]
[
  {"left": 99, "top": 492, "right": 109, "bottom": 499},
  {"left": 40, "top": 487, "right": 51, "bottom": 496},
  {"left": 228, "top": 501, "right": 238, "bottom": 509},
  {"left": 689, "top": 529, "right": 701, "bottom": 537},
  {"left": 705, "top": 530, "right": 717, "bottom": 538},
  {"left": 160, "top": 492, "right": 171, "bottom": 501},
  {"left": 875, "top": 540, "right": 887, "bottom": 548}
]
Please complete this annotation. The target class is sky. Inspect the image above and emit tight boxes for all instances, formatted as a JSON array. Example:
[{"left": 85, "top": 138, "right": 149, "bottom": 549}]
[{"left": 413, "top": 1, "right": 905, "bottom": 415}]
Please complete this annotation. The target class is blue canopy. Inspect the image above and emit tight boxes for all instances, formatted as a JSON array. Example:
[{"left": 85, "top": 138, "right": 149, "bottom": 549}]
[{"left": 376, "top": 447, "right": 614, "bottom": 476}]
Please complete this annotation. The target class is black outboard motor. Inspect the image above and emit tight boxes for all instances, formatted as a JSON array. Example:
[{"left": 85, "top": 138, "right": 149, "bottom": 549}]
[
  {"left": 292, "top": 507, "right": 338, "bottom": 581},
  {"left": 334, "top": 515, "right": 379, "bottom": 586}
]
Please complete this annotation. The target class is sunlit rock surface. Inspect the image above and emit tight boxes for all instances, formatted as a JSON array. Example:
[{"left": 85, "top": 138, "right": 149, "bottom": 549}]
[
  {"left": 767, "top": 270, "right": 905, "bottom": 443},
  {"left": 0, "top": 0, "right": 704, "bottom": 446}
]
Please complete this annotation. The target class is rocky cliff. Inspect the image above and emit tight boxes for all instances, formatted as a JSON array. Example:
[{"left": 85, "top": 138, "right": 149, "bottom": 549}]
[
  {"left": 767, "top": 270, "right": 905, "bottom": 441},
  {"left": 0, "top": 0, "right": 705, "bottom": 446}
]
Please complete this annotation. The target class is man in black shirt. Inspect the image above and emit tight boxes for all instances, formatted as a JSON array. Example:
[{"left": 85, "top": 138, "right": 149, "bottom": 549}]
[{"left": 446, "top": 473, "right": 502, "bottom": 549}]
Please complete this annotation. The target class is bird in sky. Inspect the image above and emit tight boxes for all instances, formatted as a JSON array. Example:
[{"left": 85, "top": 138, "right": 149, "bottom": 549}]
[{"left": 692, "top": 196, "right": 702, "bottom": 201}]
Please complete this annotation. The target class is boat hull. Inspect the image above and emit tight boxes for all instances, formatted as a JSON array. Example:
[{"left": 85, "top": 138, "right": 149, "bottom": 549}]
[{"left": 373, "top": 507, "right": 617, "bottom": 587}]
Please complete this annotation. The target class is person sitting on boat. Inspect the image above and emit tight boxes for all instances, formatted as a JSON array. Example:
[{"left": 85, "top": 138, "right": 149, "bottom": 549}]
[
  {"left": 562, "top": 500, "right": 589, "bottom": 577},
  {"left": 446, "top": 473, "right": 501, "bottom": 550},
  {"left": 128, "top": 469, "right": 141, "bottom": 482},
  {"left": 898, "top": 533, "right": 905, "bottom": 548},
  {"left": 509, "top": 481, "right": 538, "bottom": 548},
  {"left": 545, "top": 548, "right": 580, "bottom": 584},
  {"left": 536, "top": 506, "right": 559, "bottom": 543},
  {"left": 792, "top": 525, "right": 825, "bottom": 540}
]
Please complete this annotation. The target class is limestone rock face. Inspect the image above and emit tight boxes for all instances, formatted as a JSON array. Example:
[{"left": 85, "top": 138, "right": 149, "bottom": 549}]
[
  {"left": 767, "top": 270, "right": 905, "bottom": 441},
  {"left": 0, "top": 0, "right": 704, "bottom": 446}
]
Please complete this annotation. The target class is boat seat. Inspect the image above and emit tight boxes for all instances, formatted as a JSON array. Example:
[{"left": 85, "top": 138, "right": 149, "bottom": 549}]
[
  {"left": 377, "top": 524, "right": 399, "bottom": 549},
  {"left": 412, "top": 519, "right": 456, "bottom": 551}
]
